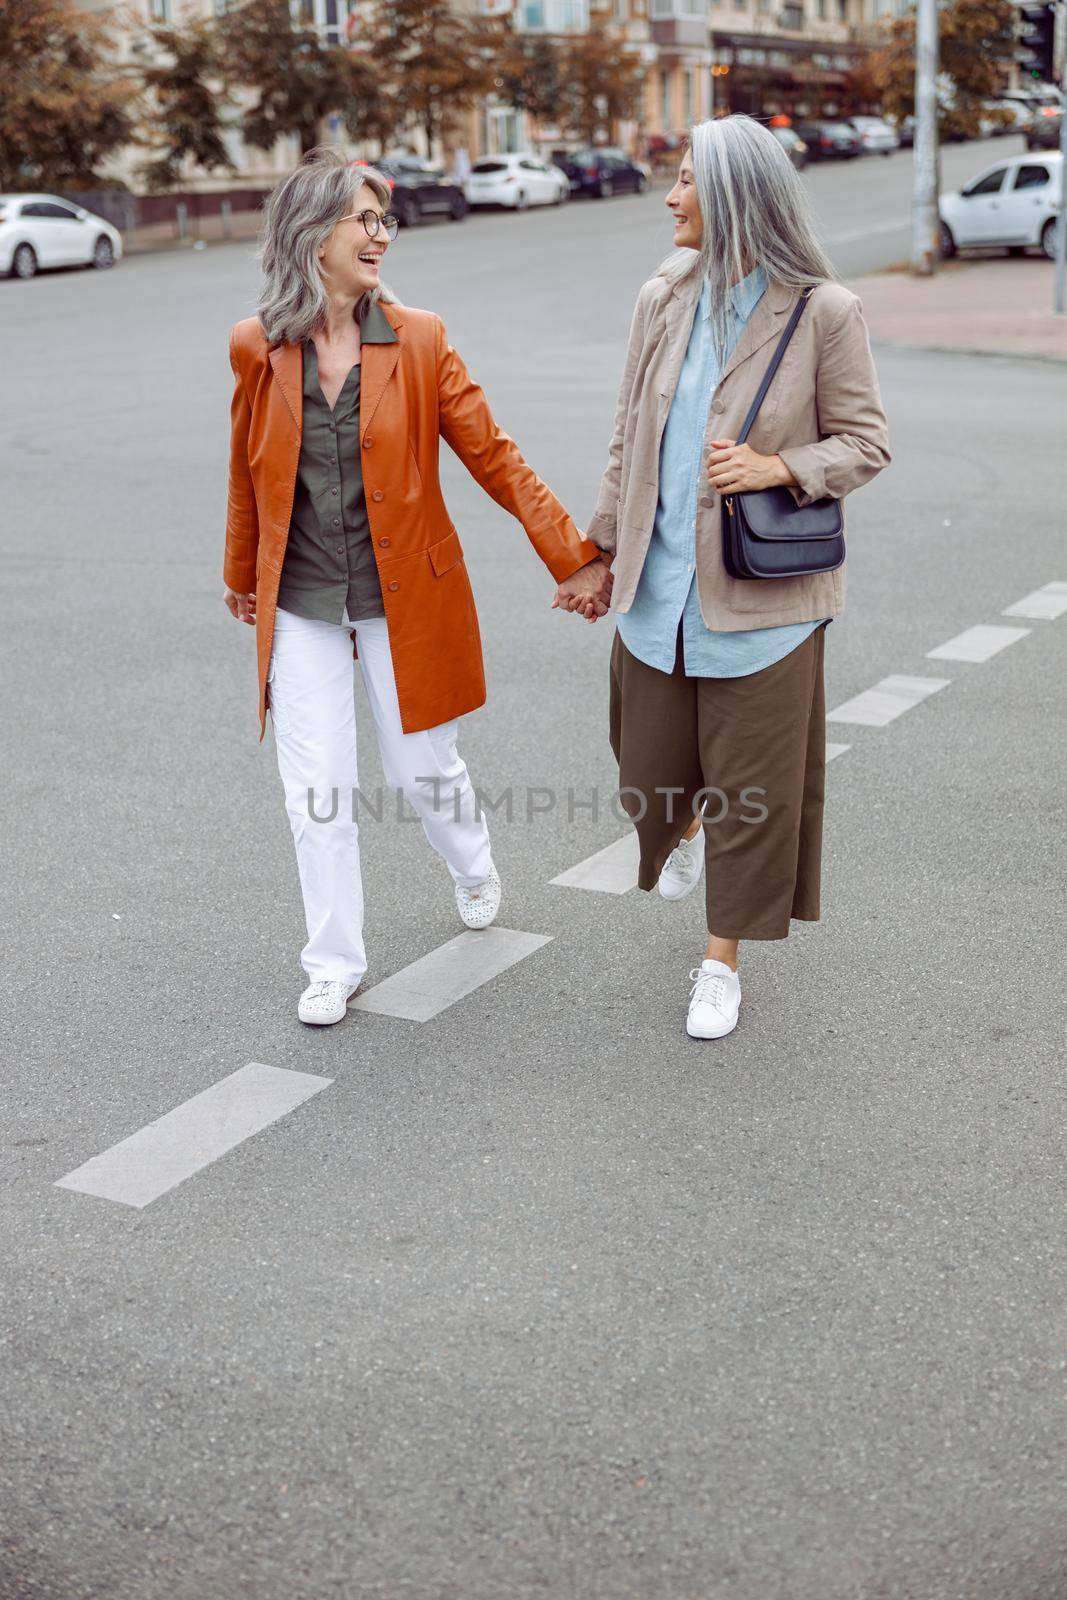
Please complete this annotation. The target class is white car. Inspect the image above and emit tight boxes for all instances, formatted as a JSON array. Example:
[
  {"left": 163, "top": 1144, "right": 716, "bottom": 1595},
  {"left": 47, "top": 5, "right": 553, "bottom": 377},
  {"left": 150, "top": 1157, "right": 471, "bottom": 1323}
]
[
  {"left": 465, "top": 153, "right": 569, "bottom": 210},
  {"left": 939, "top": 153, "right": 1063, "bottom": 260},
  {"left": 848, "top": 116, "right": 900, "bottom": 156},
  {"left": 0, "top": 193, "right": 123, "bottom": 279}
]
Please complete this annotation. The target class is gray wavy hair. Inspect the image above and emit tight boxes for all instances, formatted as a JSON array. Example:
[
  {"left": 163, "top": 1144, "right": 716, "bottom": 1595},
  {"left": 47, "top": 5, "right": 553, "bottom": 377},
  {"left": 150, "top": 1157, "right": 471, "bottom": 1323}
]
[
  {"left": 257, "top": 146, "right": 398, "bottom": 346},
  {"left": 660, "top": 114, "right": 836, "bottom": 362}
]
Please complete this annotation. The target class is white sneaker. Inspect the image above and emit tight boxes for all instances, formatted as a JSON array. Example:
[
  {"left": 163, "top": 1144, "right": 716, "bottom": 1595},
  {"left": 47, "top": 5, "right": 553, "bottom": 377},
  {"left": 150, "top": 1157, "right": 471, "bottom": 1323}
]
[
  {"left": 455, "top": 864, "right": 501, "bottom": 930},
  {"left": 298, "top": 979, "right": 358, "bottom": 1026},
  {"left": 658, "top": 831, "right": 704, "bottom": 901},
  {"left": 686, "top": 959, "right": 741, "bottom": 1040}
]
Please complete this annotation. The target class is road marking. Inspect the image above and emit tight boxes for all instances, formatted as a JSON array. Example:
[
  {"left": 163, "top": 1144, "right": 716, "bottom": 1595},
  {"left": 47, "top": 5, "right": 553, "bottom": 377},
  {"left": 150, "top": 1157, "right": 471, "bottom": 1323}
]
[
  {"left": 55, "top": 1063, "right": 332, "bottom": 1209},
  {"left": 551, "top": 832, "right": 640, "bottom": 894},
  {"left": 827, "top": 674, "right": 950, "bottom": 727},
  {"left": 926, "top": 624, "right": 1031, "bottom": 662},
  {"left": 826, "top": 742, "right": 851, "bottom": 762},
  {"left": 1002, "top": 581, "right": 1067, "bottom": 621},
  {"left": 350, "top": 927, "right": 552, "bottom": 1022}
]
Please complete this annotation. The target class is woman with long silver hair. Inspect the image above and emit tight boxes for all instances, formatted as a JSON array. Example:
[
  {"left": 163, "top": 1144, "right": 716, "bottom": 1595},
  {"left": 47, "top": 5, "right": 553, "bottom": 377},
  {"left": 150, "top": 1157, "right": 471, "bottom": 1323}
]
[
  {"left": 223, "top": 148, "right": 611, "bottom": 1025},
  {"left": 578, "top": 114, "right": 890, "bottom": 1041}
]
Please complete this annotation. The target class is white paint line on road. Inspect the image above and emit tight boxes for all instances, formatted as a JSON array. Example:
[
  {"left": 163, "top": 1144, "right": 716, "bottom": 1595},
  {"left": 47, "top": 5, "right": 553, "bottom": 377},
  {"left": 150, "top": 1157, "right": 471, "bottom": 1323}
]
[
  {"left": 827, "top": 674, "right": 951, "bottom": 727},
  {"left": 350, "top": 927, "right": 552, "bottom": 1022},
  {"left": 55, "top": 1063, "right": 332, "bottom": 1210},
  {"left": 826, "top": 742, "right": 852, "bottom": 763},
  {"left": 926, "top": 624, "right": 1031, "bottom": 663},
  {"left": 1002, "top": 581, "right": 1067, "bottom": 621},
  {"left": 551, "top": 832, "right": 640, "bottom": 894}
]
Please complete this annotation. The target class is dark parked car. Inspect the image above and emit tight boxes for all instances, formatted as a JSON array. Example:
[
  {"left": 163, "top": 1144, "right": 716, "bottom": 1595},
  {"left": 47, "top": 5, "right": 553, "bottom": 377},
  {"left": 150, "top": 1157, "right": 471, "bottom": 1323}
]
[
  {"left": 769, "top": 126, "right": 809, "bottom": 170},
  {"left": 362, "top": 158, "right": 468, "bottom": 227},
  {"left": 1027, "top": 107, "right": 1063, "bottom": 150},
  {"left": 792, "top": 121, "right": 863, "bottom": 161},
  {"left": 553, "top": 148, "right": 649, "bottom": 199}
]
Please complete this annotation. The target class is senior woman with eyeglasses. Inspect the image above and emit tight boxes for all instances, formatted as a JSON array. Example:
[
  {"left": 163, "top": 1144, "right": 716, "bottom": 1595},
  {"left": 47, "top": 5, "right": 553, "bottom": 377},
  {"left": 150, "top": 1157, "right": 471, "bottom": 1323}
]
[
  {"left": 223, "top": 148, "right": 610, "bottom": 1026},
  {"left": 576, "top": 114, "right": 890, "bottom": 1042}
]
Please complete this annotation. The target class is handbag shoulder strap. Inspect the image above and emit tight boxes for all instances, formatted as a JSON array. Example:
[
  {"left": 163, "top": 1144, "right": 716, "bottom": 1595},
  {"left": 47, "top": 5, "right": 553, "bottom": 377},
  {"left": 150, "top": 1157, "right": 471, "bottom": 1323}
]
[{"left": 735, "top": 286, "right": 814, "bottom": 446}]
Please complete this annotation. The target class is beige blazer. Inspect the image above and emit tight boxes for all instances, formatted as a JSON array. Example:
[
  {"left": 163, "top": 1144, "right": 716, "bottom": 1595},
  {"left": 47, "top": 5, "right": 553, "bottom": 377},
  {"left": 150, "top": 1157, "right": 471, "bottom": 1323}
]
[{"left": 587, "top": 264, "right": 891, "bottom": 629}]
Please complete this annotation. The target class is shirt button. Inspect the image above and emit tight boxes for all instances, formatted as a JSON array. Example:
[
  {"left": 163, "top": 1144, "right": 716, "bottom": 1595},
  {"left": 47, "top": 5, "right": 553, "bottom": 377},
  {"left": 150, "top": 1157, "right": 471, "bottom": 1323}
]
[
  {"left": 333, "top": 517, "right": 340, "bottom": 527},
  {"left": 700, "top": 495, "right": 714, "bottom": 508},
  {"left": 363, "top": 437, "right": 374, "bottom": 448},
  {"left": 712, "top": 400, "right": 725, "bottom": 414},
  {"left": 336, "top": 545, "right": 344, "bottom": 555},
  {"left": 379, "top": 537, "right": 391, "bottom": 548},
  {"left": 388, "top": 581, "right": 399, "bottom": 592},
  {"left": 331, "top": 487, "right": 338, "bottom": 496},
  {"left": 329, "top": 422, "right": 336, "bottom": 432},
  {"left": 372, "top": 490, "right": 384, "bottom": 503}
]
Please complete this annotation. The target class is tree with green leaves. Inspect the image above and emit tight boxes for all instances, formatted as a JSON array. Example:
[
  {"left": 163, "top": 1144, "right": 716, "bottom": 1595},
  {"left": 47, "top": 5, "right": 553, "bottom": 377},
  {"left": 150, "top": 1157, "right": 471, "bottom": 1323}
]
[
  {"left": 139, "top": 18, "right": 235, "bottom": 191},
  {"left": 219, "top": 0, "right": 385, "bottom": 156},
  {"left": 870, "top": 0, "right": 1016, "bottom": 139},
  {"left": 556, "top": 30, "right": 646, "bottom": 146},
  {"left": 0, "top": 0, "right": 137, "bottom": 191}
]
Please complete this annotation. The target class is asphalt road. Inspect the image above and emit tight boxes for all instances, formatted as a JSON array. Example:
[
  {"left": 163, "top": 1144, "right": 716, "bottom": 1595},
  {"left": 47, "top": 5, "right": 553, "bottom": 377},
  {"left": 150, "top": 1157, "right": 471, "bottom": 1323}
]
[{"left": 1, "top": 146, "right": 1065, "bottom": 1600}]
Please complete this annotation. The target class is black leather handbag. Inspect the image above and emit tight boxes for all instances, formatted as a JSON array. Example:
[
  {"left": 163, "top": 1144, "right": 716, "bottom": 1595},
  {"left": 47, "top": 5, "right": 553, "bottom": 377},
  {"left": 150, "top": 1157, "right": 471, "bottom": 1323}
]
[{"left": 720, "top": 287, "right": 845, "bottom": 580}]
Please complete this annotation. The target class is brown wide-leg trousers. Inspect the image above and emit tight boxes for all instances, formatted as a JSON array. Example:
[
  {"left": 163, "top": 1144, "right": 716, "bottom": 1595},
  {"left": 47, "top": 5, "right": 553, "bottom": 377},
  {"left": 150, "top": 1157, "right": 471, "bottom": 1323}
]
[{"left": 608, "top": 620, "right": 829, "bottom": 940}]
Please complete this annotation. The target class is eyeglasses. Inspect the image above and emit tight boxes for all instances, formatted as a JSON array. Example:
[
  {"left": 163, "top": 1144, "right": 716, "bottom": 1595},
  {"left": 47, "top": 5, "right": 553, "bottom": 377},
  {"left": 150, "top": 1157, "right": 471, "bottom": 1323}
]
[{"left": 337, "top": 208, "right": 399, "bottom": 242}]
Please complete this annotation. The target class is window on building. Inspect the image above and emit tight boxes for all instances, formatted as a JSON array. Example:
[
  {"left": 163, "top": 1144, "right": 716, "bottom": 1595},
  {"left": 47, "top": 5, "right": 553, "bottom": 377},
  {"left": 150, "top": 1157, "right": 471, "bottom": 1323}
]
[
  {"left": 660, "top": 67, "right": 670, "bottom": 125},
  {"left": 149, "top": 0, "right": 169, "bottom": 19},
  {"left": 781, "top": 1, "right": 803, "bottom": 23},
  {"left": 816, "top": 0, "right": 826, "bottom": 15},
  {"left": 684, "top": 67, "right": 694, "bottom": 123}
]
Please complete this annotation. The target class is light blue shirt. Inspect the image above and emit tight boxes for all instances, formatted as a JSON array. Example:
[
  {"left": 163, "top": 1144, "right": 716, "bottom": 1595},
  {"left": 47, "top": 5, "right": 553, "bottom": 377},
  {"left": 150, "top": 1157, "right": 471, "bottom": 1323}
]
[{"left": 617, "top": 265, "right": 828, "bottom": 677}]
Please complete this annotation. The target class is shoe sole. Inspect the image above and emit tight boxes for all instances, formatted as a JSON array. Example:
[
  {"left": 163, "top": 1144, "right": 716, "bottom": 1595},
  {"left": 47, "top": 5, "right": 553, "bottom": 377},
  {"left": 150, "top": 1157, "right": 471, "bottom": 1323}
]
[
  {"left": 686, "top": 1016, "right": 739, "bottom": 1039},
  {"left": 658, "top": 873, "right": 702, "bottom": 902}
]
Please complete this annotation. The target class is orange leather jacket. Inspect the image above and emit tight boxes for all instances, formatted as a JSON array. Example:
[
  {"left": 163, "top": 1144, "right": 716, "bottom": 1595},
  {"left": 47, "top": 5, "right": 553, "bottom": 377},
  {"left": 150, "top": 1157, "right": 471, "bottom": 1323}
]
[{"left": 225, "top": 298, "right": 600, "bottom": 742}]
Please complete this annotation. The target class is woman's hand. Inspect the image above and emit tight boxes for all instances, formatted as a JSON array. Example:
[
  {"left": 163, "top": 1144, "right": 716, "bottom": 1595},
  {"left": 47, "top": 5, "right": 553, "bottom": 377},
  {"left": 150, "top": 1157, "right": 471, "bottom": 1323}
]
[
  {"left": 224, "top": 586, "right": 257, "bottom": 625},
  {"left": 551, "top": 557, "right": 614, "bottom": 624},
  {"left": 707, "top": 440, "right": 795, "bottom": 495}
]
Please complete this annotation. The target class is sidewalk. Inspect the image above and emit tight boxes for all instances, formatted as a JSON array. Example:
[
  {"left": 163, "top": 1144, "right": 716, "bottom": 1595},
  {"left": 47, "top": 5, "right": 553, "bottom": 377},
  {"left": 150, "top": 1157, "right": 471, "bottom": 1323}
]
[
  {"left": 123, "top": 208, "right": 263, "bottom": 254},
  {"left": 851, "top": 256, "right": 1067, "bottom": 363}
]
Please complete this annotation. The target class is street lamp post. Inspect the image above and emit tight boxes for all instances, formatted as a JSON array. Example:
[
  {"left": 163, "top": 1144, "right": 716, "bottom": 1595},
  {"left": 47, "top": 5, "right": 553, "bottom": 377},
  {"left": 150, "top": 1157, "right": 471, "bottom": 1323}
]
[{"left": 911, "top": 0, "right": 939, "bottom": 276}]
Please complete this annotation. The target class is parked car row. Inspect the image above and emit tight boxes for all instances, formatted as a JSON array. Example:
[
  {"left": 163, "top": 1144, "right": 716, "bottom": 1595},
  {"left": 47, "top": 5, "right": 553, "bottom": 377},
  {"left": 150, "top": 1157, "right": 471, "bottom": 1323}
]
[
  {"left": 939, "top": 152, "right": 1063, "bottom": 260},
  {"left": 465, "top": 148, "right": 649, "bottom": 209}
]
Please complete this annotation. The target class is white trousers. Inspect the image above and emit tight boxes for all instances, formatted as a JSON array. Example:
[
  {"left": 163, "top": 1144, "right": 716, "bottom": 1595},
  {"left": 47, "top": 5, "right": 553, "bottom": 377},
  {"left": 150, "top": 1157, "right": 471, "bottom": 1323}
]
[{"left": 268, "top": 606, "right": 493, "bottom": 984}]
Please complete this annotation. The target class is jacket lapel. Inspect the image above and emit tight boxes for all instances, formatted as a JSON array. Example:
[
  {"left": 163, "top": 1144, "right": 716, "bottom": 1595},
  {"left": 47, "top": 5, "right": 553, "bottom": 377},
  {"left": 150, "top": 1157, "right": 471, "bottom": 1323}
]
[
  {"left": 360, "top": 300, "right": 404, "bottom": 432},
  {"left": 716, "top": 281, "right": 797, "bottom": 387},
  {"left": 268, "top": 343, "right": 302, "bottom": 432},
  {"left": 662, "top": 268, "right": 701, "bottom": 398}
]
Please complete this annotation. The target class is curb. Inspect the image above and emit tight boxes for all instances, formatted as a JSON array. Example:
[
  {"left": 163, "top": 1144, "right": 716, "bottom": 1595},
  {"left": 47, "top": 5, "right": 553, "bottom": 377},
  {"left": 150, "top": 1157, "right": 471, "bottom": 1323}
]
[{"left": 870, "top": 336, "right": 1067, "bottom": 366}]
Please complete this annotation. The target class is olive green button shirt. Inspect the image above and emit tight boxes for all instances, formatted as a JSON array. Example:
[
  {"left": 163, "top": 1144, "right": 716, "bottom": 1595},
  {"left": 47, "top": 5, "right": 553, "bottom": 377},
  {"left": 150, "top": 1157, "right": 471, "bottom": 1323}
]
[{"left": 276, "top": 295, "right": 398, "bottom": 624}]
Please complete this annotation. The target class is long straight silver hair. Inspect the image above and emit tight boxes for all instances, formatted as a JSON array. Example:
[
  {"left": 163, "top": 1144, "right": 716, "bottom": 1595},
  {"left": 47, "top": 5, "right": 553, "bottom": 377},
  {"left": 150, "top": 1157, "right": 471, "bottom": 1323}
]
[
  {"left": 257, "top": 146, "right": 398, "bottom": 347},
  {"left": 660, "top": 115, "right": 837, "bottom": 362}
]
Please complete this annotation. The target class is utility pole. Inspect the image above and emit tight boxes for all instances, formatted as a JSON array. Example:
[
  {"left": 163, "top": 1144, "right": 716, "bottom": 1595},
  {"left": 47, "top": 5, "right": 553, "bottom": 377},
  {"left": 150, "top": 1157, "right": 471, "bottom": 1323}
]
[
  {"left": 1057, "top": 14, "right": 1066, "bottom": 314},
  {"left": 911, "top": 0, "right": 940, "bottom": 275}
]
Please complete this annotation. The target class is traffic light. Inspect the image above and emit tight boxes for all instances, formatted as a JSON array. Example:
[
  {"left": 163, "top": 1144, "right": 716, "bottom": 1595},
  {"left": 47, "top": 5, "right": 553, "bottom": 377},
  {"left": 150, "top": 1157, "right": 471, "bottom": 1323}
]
[{"left": 1016, "top": 3, "right": 1056, "bottom": 84}]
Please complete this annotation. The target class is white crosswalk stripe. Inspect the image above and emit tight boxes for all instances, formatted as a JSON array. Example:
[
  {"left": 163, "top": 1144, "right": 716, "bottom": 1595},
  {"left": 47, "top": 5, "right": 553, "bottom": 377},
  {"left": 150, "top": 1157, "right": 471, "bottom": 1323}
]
[
  {"left": 55, "top": 1063, "right": 332, "bottom": 1209},
  {"left": 1002, "top": 581, "right": 1067, "bottom": 621},
  {"left": 550, "top": 833, "right": 640, "bottom": 894},
  {"left": 350, "top": 927, "right": 553, "bottom": 1021},
  {"left": 926, "top": 624, "right": 1031, "bottom": 662},
  {"left": 827, "top": 674, "right": 951, "bottom": 727}
]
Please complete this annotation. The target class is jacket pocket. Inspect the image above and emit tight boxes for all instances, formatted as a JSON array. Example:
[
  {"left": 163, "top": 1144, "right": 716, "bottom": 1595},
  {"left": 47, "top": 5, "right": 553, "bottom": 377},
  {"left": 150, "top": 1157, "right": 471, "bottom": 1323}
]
[{"left": 427, "top": 528, "right": 463, "bottom": 577}]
